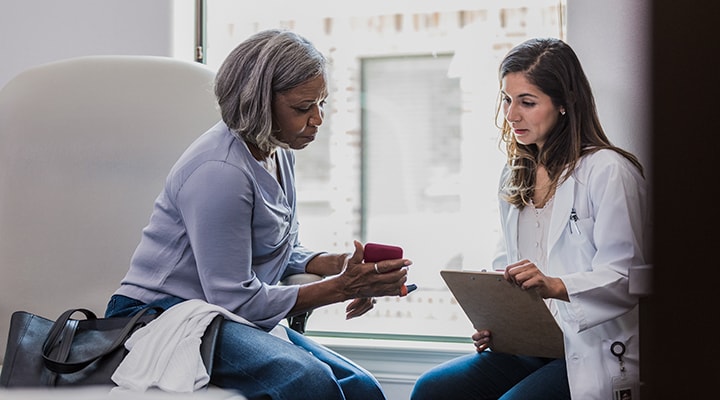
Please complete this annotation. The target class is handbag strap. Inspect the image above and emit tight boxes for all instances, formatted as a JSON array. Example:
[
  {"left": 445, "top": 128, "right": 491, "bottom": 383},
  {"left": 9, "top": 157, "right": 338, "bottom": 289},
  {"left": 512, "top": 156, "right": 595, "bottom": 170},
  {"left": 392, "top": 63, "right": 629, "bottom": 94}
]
[
  {"left": 46, "top": 319, "right": 79, "bottom": 385},
  {"left": 42, "top": 306, "right": 163, "bottom": 374},
  {"left": 42, "top": 308, "right": 96, "bottom": 359}
]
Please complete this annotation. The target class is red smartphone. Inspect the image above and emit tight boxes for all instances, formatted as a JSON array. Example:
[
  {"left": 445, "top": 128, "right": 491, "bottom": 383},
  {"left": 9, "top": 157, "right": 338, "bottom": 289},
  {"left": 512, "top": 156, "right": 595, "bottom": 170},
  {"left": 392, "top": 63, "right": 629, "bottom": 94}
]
[
  {"left": 364, "top": 242, "right": 416, "bottom": 296},
  {"left": 364, "top": 242, "right": 403, "bottom": 262}
]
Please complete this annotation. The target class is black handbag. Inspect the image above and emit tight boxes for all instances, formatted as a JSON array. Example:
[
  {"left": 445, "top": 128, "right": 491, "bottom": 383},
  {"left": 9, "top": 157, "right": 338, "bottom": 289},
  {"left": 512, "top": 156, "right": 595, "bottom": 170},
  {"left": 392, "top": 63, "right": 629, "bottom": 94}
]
[
  {"left": 0, "top": 306, "right": 224, "bottom": 388},
  {"left": 0, "top": 307, "right": 164, "bottom": 387}
]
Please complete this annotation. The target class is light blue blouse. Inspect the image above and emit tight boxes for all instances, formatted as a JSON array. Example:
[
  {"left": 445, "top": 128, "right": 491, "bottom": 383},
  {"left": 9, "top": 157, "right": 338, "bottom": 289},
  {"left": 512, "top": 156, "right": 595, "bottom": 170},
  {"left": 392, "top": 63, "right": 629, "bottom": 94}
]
[{"left": 115, "top": 121, "right": 319, "bottom": 330}]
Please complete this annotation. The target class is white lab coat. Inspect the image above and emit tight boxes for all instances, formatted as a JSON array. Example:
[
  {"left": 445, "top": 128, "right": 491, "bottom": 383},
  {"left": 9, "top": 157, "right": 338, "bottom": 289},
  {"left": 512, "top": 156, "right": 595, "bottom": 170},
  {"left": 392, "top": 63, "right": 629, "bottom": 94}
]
[{"left": 491, "top": 149, "right": 649, "bottom": 400}]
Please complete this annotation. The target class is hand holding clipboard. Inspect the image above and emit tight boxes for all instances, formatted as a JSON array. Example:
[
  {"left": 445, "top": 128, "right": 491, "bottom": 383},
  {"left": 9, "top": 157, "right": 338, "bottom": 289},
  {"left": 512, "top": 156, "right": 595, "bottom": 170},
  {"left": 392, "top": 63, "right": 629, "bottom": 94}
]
[{"left": 441, "top": 269, "right": 564, "bottom": 358}]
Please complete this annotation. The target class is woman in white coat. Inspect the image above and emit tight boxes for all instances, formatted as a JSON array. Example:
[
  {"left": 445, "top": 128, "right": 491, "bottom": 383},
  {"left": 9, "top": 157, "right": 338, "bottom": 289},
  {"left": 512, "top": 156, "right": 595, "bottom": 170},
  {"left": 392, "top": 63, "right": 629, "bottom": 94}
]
[{"left": 411, "top": 38, "right": 648, "bottom": 400}]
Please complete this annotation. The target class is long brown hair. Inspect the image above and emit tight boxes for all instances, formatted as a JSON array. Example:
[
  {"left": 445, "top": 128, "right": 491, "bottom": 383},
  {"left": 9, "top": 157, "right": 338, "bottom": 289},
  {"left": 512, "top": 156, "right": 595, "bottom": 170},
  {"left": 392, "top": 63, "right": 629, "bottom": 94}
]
[{"left": 496, "top": 38, "right": 643, "bottom": 208}]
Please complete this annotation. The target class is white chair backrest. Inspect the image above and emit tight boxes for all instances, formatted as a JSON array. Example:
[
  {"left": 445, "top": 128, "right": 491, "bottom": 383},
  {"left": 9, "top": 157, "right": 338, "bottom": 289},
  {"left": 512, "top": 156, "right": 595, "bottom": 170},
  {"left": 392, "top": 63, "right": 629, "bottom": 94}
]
[{"left": 0, "top": 56, "right": 220, "bottom": 361}]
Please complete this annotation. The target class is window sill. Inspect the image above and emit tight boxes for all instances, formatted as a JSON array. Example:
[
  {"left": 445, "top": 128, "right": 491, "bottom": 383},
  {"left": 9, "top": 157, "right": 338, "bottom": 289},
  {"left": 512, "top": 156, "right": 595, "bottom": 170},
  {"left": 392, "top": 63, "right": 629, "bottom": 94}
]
[{"left": 307, "top": 332, "right": 471, "bottom": 382}]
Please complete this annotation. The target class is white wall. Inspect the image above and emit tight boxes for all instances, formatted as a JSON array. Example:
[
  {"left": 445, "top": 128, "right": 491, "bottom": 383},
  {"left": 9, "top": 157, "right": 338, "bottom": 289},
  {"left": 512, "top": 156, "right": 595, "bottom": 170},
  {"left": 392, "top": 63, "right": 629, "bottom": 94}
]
[
  {"left": 567, "top": 0, "right": 651, "bottom": 177},
  {"left": 0, "top": 0, "right": 175, "bottom": 89}
]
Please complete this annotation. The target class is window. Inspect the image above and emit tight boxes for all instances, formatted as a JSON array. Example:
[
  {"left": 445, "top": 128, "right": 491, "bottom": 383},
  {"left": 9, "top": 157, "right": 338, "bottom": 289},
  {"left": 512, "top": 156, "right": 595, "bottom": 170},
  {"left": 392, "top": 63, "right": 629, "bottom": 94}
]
[{"left": 189, "top": 0, "right": 565, "bottom": 340}]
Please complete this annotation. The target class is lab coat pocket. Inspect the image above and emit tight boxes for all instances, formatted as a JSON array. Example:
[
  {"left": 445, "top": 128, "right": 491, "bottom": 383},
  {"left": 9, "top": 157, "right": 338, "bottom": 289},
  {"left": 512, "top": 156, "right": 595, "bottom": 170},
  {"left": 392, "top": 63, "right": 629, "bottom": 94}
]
[{"left": 568, "top": 217, "right": 596, "bottom": 255}]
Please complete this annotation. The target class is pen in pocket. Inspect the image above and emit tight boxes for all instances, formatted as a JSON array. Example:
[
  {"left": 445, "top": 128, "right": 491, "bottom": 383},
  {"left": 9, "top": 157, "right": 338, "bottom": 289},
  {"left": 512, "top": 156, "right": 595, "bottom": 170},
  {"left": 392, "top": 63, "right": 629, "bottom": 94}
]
[{"left": 569, "top": 208, "right": 581, "bottom": 234}]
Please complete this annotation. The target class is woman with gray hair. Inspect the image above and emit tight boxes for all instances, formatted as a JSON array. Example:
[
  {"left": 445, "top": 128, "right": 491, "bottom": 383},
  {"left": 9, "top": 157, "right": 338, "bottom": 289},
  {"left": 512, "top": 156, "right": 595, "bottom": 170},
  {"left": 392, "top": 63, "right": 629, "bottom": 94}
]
[{"left": 105, "top": 29, "right": 409, "bottom": 400}]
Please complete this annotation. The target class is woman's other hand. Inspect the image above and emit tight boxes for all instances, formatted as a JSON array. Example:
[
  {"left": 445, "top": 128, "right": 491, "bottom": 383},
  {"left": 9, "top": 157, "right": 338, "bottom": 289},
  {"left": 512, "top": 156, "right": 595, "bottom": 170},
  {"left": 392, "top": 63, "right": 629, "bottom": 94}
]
[
  {"left": 504, "top": 259, "right": 569, "bottom": 301},
  {"left": 345, "top": 297, "right": 376, "bottom": 319},
  {"left": 472, "top": 329, "right": 492, "bottom": 353}
]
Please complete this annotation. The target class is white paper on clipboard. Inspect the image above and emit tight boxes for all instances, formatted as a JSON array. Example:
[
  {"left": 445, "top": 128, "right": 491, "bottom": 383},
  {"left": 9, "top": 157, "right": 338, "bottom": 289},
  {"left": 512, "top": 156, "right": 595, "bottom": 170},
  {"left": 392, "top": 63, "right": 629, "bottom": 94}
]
[{"left": 441, "top": 269, "right": 565, "bottom": 359}]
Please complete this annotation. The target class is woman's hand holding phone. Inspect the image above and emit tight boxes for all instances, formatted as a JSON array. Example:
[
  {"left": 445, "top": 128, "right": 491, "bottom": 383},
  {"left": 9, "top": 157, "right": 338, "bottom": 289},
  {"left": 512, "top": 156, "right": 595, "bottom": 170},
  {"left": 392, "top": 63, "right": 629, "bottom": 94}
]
[{"left": 364, "top": 242, "right": 417, "bottom": 296}]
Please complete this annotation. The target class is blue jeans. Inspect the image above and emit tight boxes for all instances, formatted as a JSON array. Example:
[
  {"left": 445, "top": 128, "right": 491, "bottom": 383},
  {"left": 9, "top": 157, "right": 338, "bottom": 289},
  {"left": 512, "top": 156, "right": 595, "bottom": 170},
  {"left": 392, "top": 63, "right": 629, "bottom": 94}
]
[
  {"left": 106, "top": 295, "right": 386, "bottom": 400},
  {"left": 411, "top": 351, "right": 570, "bottom": 400}
]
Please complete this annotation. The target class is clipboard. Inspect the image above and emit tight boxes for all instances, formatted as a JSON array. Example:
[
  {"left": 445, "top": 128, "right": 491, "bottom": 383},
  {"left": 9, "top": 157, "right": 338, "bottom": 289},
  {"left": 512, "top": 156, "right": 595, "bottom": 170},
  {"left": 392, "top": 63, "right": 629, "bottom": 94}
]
[{"left": 441, "top": 269, "right": 565, "bottom": 359}]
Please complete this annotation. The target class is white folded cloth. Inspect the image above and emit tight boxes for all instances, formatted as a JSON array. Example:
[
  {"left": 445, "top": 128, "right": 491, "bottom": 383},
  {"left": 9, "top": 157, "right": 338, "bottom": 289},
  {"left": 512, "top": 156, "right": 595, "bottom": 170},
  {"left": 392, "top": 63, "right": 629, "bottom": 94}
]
[{"left": 111, "top": 299, "right": 288, "bottom": 393}]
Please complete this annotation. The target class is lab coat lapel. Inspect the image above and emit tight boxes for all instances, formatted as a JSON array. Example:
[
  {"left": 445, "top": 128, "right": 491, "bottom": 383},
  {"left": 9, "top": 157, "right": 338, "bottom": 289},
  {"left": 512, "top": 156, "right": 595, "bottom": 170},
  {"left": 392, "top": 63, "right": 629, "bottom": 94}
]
[{"left": 547, "top": 175, "right": 576, "bottom": 254}]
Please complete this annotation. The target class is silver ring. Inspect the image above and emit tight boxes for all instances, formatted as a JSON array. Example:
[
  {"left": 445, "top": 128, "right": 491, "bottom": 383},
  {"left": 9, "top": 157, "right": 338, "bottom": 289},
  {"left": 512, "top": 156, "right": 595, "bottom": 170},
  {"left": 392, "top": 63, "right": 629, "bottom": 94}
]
[{"left": 374, "top": 263, "right": 380, "bottom": 274}]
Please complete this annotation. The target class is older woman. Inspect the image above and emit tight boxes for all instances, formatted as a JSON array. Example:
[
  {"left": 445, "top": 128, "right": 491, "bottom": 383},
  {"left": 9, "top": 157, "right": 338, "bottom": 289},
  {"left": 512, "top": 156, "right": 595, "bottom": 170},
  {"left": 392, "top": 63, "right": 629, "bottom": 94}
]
[{"left": 106, "top": 29, "right": 410, "bottom": 400}]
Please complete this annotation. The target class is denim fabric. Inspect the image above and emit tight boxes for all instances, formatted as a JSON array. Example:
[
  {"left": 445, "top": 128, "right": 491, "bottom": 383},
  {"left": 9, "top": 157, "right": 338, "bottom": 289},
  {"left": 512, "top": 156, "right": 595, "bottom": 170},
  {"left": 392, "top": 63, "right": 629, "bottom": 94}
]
[
  {"left": 411, "top": 351, "right": 570, "bottom": 400},
  {"left": 105, "top": 294, "right": 185, "bottom": 318},
  {"left": 212, "top": 321, "right": 385, "bottom": 400},
  {"left": 105, "top": 295, "right": 386, "bottom": 400}
]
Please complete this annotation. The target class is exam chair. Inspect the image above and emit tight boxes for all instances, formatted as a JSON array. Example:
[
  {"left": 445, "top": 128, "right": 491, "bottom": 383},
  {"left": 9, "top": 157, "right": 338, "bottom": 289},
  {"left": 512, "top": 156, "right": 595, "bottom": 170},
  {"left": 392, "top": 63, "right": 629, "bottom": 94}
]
[{"left": 0, "top": 55, "right": 320, "bottom": 376}]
